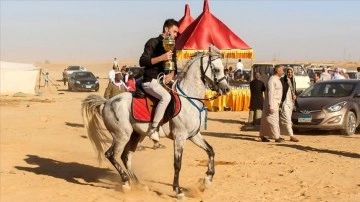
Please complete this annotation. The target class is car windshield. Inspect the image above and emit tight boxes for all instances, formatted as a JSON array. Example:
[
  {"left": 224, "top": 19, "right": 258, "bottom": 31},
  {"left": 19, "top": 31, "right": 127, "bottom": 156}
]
[
  {"left": 74, "top": 72, "right": 95, "bottom": 79},
  {"left": 300, "top": 82, "right": 356, "bottom": 98},
  {"left": 282, "top": 64, "right": 307, "bottom": 76},
  {"left": 68, "top": 66, "right": 82, "bottom": 70},
  {"left": 347, "top": 72, "right": 357, "bottom": 79},
  {"left": 252, "top": 64, "right": 273, "bottom": 76}
]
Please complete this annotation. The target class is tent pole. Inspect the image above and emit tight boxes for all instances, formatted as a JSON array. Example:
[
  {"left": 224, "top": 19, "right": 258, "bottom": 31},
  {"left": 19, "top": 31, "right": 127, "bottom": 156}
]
[{"left": 39, "top": 69, "right": 42, "bottom": 91}]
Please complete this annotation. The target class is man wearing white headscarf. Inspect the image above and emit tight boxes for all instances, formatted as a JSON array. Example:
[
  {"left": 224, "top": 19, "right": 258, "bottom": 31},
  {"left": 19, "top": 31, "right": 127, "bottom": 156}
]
[
  {"left": 279, "top": 67, "right": 299, "bottom": 142},
  {"left": 258, "top": 65, "right": 284, "bottom": 143},
  {"left": 320, "top": 66, "right": 331, "bottom": 81},
  {"left": 332, "top": 67, "right": 345, "bottom": 80}
]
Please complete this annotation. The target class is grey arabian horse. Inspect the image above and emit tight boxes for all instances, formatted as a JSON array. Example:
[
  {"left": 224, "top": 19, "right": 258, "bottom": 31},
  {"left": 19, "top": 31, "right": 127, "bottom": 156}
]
[{"left": 81, "top": 45, "right": 230, "bottom": 199}]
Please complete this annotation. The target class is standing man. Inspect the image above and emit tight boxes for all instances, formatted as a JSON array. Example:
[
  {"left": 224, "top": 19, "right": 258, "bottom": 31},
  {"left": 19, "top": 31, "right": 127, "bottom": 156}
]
[
  {"left": 104, "top": 72, "right": 128, "bottom": 100},
  {"left": 280, "top": 67, "right": 299, "bottom": 142},
  {"left": 258, "top": 65, "right": 284, "bottom": 143},
  {"left": 356, "top": 67, "right": 360, "bottom": 79},
  {"left": 320, "top": 66, "right": 331, "bottom": 81},
  {"left": 332, "top": 67, "right": 345, "bottom": 79},
  {"left": 121, "top": 67, "right": 129, "bottom": 83},
  {"left": 113, "top": 57, "right": 119, "bottom": 69},
  {"left": 248, "top": 72, "right": 265, "bottom": 125},
  {"left": 108, "top": 65, "right": 118, "bottom": 83},
  {"left": 312, "top": 72, "right": 321, "bottom": 85},
  {"left": 62, "top": 69, "right": 68, "bottom": 86},
  {"left": 44, "top": 72, "right": 50, "bottom": 87},
  {"left": 139, "top": 18, "right": 179, "bottom": 143}
]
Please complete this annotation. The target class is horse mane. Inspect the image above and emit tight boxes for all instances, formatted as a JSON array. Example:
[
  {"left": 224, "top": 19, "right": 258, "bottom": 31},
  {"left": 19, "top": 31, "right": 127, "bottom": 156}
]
[
  {"left": 177, "top": 52, "right": 205, "bottom": 81},
  {"left": 176, "top": 45, "right": 221, "bottom": 82}
]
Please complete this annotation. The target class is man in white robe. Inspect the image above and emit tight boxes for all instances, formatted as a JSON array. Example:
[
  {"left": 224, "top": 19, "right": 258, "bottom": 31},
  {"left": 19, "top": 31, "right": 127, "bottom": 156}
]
[
  {"left": 259, "top": 65, "right": 284, "bottom": 143},
  {"left": 279, "top": 67, "right": 299, "bottom": 142}
]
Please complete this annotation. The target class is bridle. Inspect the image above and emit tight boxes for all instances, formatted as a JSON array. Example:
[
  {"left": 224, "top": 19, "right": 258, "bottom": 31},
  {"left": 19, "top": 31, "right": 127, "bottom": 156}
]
[
  {"left": 199, "top": 52, "right": 227, "bottom": 93},
  {"left": 159, "top": 52, "right": 226, "bottom": 101}
]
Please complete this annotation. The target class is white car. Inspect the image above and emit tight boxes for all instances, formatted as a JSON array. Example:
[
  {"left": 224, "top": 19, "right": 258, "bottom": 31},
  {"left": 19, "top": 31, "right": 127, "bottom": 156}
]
[
  {"left": 251, "top": 63, "right": 310, "bottom": 95},
  {"left": 65, "top": 65, "right": 86, "bottom": 79}
]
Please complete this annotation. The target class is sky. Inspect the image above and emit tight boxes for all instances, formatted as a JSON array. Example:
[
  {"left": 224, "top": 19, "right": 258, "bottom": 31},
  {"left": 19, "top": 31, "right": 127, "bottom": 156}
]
[{"left": 1, "top": 0, "right": 359, "bottom": 64}]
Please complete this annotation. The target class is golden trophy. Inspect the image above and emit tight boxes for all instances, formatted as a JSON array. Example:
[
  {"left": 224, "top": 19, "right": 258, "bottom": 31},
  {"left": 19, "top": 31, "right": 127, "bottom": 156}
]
[{"left": 162, "top": 33, "right": 176, "bottom": 71}]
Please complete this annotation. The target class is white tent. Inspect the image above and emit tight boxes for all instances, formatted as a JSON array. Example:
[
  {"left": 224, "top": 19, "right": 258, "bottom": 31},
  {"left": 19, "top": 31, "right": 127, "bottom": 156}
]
[{"left": 0, "top": 61, "right": 40, "bottom": 95}]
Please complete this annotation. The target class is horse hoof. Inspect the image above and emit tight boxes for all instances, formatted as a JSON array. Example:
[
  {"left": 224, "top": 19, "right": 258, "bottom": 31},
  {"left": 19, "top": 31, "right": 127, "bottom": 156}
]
[
  {"left": 176, "top": 192, "right": 185, "bottom": 200},
  {"left": 153, "top": 143, "right": 166, "bottom": 150},
  {"left": 122, "top": 182, "right": 131, "bottom": 192},
  {"left": 136, "top": 145, "right": 145, "bottom": 151},
  {"left": 204, "top": 176, "right": 212, "bottom": 189},
  {"left": 140, "top": 184, "right": 149, "bottom": 191}
]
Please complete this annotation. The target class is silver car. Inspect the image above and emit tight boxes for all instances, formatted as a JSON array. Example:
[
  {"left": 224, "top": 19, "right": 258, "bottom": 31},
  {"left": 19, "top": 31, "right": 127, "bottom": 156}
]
[{"left": 292, "top": 79, "right": 360, "bottom": 135}]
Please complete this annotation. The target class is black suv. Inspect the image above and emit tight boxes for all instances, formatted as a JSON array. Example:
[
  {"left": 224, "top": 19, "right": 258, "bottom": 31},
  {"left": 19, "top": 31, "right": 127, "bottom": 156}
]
[{"left": 126, "top": 66, "right": 144, "bottom": 80}]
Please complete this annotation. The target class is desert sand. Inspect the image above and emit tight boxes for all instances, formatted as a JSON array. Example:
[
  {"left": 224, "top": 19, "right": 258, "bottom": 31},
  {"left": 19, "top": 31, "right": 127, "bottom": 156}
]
[{"left": 1, "top": 62, "right": 359, "bottom": 202}]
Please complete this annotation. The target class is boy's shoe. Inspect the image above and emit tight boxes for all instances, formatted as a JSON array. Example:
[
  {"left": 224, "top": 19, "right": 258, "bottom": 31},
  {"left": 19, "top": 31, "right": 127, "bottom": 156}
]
[{"left": 148, "top": 127, "right": 160, "bottom": 142}]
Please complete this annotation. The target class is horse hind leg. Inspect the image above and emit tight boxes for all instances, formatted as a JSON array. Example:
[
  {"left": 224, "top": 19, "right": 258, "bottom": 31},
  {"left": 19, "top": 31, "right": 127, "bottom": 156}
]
[
  {"left": 105, "top": 141, "right": 131, "bottom": 191},
  {"left": 121, "top": 132, "right": 141, "bottom": 184},
  {"left": 190, "top": 133, "right": 215, "bottom": 189}
]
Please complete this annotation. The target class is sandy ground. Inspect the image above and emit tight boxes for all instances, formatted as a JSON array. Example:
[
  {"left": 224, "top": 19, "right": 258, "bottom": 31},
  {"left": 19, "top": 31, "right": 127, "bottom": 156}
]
[{"left": 1, "top": 63, "right": 360, "bottom": 202}]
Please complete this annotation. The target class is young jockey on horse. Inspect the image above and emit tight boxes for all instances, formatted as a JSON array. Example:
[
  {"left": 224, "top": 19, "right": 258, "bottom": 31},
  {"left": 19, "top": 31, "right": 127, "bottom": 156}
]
[{"left": 139, "top": 19, "right": 179, "bottom": 143}]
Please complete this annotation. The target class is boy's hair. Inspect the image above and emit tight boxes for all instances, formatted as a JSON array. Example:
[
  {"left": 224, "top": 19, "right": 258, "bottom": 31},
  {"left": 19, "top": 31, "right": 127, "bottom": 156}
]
[{"left": 162, "top": 19, "right": 179, "bottom": 32}]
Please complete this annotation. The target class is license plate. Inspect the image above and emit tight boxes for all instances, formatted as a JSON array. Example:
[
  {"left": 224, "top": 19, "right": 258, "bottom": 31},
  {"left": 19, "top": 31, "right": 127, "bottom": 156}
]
[
  {"left": 85, "top": 85, "right": 92, "bottom": 88},
  {"left": 298, "top": 114, "right": 312, "bottom": 123}
]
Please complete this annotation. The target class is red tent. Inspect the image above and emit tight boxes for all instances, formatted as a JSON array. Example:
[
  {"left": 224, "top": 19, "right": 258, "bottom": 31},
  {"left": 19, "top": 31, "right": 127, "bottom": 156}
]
[
  {"left": 176, "top": 0, "right": 254, "bottom": 59},
  {"left": 178, "top": 4, "right": 194, "bottom": 34}
]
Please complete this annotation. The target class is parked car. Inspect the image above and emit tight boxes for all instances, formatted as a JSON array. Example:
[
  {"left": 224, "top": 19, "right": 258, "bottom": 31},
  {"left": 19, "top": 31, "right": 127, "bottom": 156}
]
[
  {"left": 292, "top": 79, "right": 360, "bottom": 135},
  {"left": 68, "top": 71, "right": 99, "bottom": 92},
  {"left": 346, "top": 70, "right": 358, "bottom": 79},
  {"left": 125, "top": 66, "right": 144, "bottom": 80},
  {"left": 65, "top": 65, "right": 86, "bottom": 80},
  {"left": 251, "top": 63, "right": 310, "bottom": 95}
]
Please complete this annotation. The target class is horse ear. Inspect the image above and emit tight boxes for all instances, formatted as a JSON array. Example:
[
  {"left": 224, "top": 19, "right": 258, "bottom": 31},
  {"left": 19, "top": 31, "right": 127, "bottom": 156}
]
[{"left": 209, "top": 44, "right": 220, "bottom": 56}]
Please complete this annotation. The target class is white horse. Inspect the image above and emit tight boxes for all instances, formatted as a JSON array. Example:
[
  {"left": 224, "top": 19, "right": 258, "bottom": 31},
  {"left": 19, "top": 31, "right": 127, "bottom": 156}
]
[{"left": 81, "top": 45, "right": 230, "bottom": 199}]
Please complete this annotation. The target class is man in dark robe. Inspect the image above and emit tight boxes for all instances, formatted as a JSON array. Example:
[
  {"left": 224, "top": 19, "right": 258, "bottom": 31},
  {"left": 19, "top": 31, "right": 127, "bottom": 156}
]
[{"left": 248, "top": 72, "right": 265, "bottom": 125}]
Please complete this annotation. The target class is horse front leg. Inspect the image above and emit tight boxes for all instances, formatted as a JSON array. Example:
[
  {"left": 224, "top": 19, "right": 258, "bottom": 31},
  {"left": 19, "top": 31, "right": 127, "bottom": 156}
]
[
  {"left": 173, "top": 137, "right": 186, "bottom": 199},
  {"left": 190, "top": 133, "right": 215, "bottom": 189}
]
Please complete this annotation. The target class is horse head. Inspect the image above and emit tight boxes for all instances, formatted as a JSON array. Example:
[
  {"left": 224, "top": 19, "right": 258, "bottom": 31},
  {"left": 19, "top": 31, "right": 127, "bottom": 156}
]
[{"left": 202, "top": 45, "right": 230, "bottom": 95}]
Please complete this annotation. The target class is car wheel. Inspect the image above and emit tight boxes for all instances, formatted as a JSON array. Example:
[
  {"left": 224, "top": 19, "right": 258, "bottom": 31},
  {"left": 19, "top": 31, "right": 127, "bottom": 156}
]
[{"left": 340, "top": 111, "right": 357, "bottom": 135}]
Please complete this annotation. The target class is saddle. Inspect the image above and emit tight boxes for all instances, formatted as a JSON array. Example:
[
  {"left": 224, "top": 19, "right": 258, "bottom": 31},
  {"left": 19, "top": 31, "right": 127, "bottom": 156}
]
[{"left": 131, "top": 81, "right": 181, "bottom": 123}]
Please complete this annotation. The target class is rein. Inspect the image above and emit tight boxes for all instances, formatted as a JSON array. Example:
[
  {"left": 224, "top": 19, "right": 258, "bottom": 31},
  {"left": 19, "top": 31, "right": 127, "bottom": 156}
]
[{"left": 160, "top": 52, "right": 223, "bottom": 101}]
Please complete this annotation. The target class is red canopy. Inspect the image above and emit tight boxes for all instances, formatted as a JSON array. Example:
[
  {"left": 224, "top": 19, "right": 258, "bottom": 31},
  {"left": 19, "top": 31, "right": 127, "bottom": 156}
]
[
  {"left": 176, "top": 0, "right": 254, "bottom": 59},
  {"left": 178, "top": 4, "right": 194, "bottom": 34}
]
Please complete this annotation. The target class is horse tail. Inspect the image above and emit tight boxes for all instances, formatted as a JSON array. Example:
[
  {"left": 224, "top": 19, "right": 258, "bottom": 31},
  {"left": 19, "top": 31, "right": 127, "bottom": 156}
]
[{"left": 81, "top": 94, "right": 109, "bottom": 163}]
